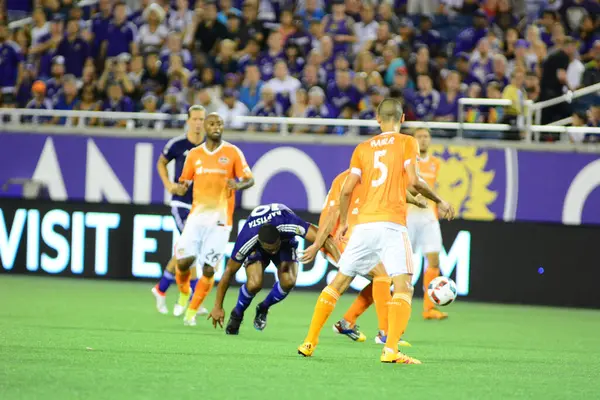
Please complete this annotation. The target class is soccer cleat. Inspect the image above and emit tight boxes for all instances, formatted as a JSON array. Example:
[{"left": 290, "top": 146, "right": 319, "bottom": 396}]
[
  {"left": 196, "top": 307, "right": 209, "bottom": 316},
  {"left": 173, "top": 303, "right": 186, "bottom": 317},
  {"left": 375, "top": 330, "right": 411, "bottom": 347},
  {"left": 332, "top": 319, "right": 366, "bottom": 342},
  {"left": 151, "top": 286, "right": 168, "bottom": 315},
  {"left": 380, "top": 348, "right": 422, "bottom": 364},
  {"left": 183, "top": 315, "right": 197, "bottom": 326},
  {"left": 297, "top": 342, "right": 316, "bottom": 357},
  {"left": 423, "top": 309, "right": 448, "bottom": 320},
  {"left": 253, "top": 305, "right": 269, "bottom": 331},
  {"left": 225, "top": 310, "right": 243, "bottom": 335}
]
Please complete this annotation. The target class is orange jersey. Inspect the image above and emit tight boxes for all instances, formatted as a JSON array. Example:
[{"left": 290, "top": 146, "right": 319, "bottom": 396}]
[
  {"left": 409, "top": 155, "right": 441, "bottom": 217},
  {"left": 349, "top": 132, "right": 419, "bottom": 227},
  {"left": 319, "top": 170, "right": 362, "bottom": 239},
  {"left": 179, "top": 141, "right": 252, "bottom": 226}
]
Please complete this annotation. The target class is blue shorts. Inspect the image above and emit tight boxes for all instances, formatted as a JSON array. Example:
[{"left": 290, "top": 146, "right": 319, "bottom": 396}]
[
  {"left": 171, "top": 206, "right": 191, "bottom": 233},
  {"left": 245, "top": 239, "right": 299, "bottom": 268}
]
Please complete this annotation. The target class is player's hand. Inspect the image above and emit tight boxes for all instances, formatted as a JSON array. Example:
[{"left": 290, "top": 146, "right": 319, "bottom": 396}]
[
  {"left": 414, "top": 194, "right": 428, "bottom": 209},
  {"left": 169, "top": 182, "right": 190, "bottom": 196},
  {"left": 208, "top": 306, "right": 225, "bottom": 328},
  {"left": 438, "top": 200, "right": 455, "bottom": 221},
  {"left": 227, "top": 179, "right": 239, "bottom": 190},
  {"left": 300, "top": 244, "right": 319, "bottom": 264},
  {"left": 335, "top": 223, "right": 348, "bottom": 243}
]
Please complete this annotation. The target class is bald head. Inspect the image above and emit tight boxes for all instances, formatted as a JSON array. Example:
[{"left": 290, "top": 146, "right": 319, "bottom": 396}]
[{"left": 376, "top": 98, "right": 404, "bottom": 123}]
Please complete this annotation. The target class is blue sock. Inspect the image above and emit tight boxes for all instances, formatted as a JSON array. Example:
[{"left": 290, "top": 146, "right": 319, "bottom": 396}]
[
  {"left": 188, "top": 278, "right": 199, "bottom": 300},
  {"left": 233, "top": 284, "right": 255, "bottom": 316},
  {"left": 157, "top": 270, "right": 175, "bottom": 293},
  {"left": 259, "top": 282, "right": 290, "bottom": 310}
]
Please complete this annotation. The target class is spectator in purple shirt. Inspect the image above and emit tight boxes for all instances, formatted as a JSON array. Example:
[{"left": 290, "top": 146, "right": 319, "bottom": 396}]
[
  {"left": 485, "top": 54, "right": 509, "bottom": 91},
  {"left": 257, "top": 31, "right": 285, "bottom": 80},
  {"left": 141, "top": 53, "right": 168, "bottom": 96},
  {"left": 414, "top": 15, "right": 442, "bottom": 57},
  {"left": 286, "top": 15, "right": 312, "bottom": 57},
  {"left": 326, "top": 69, "right": 361, "bottom": 116},
  {"left": 303, "top": 86, "right": 335, "bottom": 134},
  {"left": 358, "top": 86, "right": 385, "bottom": 135},
  {"left": 91, "top": 0, "right": 113, "bottom": 57},
  {"left": 57, "top": 19, "right": 91, "bottom": 78},
  {"left": 454, "top": 9, "right": 489, "bottom": 55},
  {"left": 576, "top": 15, "right": 599, "bottom": 62},
  {"left": 456, "top": 51, "right": 482, "bottom": 92},
  {"left": 471, "top": 37, "right": 494, "bottom": 84},
  {"left": 160, "top": 32, "right": 193, "bottom": 72},
  {"left": 435, "top": 71, "right": 464, "bottom": 122},
  {"left": 249, "top": 86, "right": 284, "bottom": 132},
  {"left": 409, "top": 74, "right": 441, "bottom": 121},
  {"left": 317, "top": 36, "right": 336, "bottom": 84},
  {"left": 104, "top": 2, "right": 138, "bottom": 59},
  {"left": 45, "top": 56, "right": 66, "bottom": 100},
  {"left": 52, "top": 74, "right": 80, "bottom": 125},
  {"left": 25, "top": 80, "right": 53, "bottom": 125},
  {"left": 102, "top": 82, "right": 134, "bottom": 127},
  {"left": 0, "top": 23, "right": 23, "bottom": 96},
  {"left": 284, "top": 43, "right": 305, "bottom": 79},
  {"left": 322, "top": 0, "right": 356, "bottom": 55},
  {"left": 408, "top": 45, "right": 441, "bottom": 90},
  {"left": 238, "top": 37, "right": 261, "bottom": 73}
]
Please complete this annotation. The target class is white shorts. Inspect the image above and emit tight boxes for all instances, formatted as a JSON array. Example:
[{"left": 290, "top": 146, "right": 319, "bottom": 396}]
[
  {"left": 338, "top": 222, "right": 414, "bottom": 278},
  {"left": 407, "top": 211, "right": 442, "bottom": 254},
  {"left": 175, "top": 212, "right": 231, "bottom": 267}
]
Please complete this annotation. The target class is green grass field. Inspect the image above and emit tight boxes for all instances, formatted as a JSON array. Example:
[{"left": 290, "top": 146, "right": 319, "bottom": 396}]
[{"left": 1, "top": 275, "right": 599, "bottom": 400}]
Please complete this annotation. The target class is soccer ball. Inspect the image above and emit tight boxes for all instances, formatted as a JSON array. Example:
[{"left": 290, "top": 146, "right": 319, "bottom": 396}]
[{"left": 427, "top": 276, "right": 457, "bottom": 306}]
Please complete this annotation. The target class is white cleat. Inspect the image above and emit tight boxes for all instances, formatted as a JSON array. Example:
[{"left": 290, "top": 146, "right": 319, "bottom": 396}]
[
  {"left": 183, "top": 316, "right": 197, "bottom": 326},
  {"left": 173, "top": 303, "right": 187, "bottom": 317},
  {"left": 151, "top": 287, "right": 168, "bottom": 315},
  {"left": 196, "top": 307, "right": 209, "bottom": 316}
]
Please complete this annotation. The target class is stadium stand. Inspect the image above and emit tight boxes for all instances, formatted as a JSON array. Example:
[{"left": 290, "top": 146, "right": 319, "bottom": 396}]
[{"left": 1, "top": 0, "right": 600, "bottom": 142}]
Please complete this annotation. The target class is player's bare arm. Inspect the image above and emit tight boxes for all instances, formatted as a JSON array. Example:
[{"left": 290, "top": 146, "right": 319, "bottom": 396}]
[
  {"left": 208, "top": 259, "right": 243, "bottom": 328},
  {"left": 156, "top": 155, "right": 188, "bottom": 195},
  {"left": 407, "top": 191, "right": 427, "bottom": 208},
  {"left": 406, "top": 163, "right": 455, "bottom": 220},
  {"left": 337, "top": 173, "right": 360, "bottom": 241},
  {"left": 300, "top": 207, "right": 340, "bottom": 263},
  {"left": 227, "top": 177, "right": 255, "bottom": 190},
  {"left": 301, "top": 223, "right": 341, "bottom": 264}
]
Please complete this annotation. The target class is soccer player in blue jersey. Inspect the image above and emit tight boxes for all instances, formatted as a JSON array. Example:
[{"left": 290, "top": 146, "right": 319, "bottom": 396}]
[
  {"left": 151, "top": 105, "right": 205, "bottom": 316},
  {"left": 208, "top": 203, "right": 340, "bottom": 335}
]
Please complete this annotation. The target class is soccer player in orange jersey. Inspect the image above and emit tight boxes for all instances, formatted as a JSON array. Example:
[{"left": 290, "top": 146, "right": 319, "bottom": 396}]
[
  {"left": 304, "top": 170, "right": 425, "bottom": 345},
  {"left": 297, "top": 99, "right": 454, "bottom": 364},
  {"left": 408, "top": 128, "right": 449, "bottom": 320},
  {"left": 175, "top": 112, "right": 255, "bottom": 326}
]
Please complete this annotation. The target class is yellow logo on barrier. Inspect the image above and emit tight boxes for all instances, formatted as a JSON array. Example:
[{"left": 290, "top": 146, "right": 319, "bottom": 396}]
[{"left": 430, "top": 145, "right": 497, "bottom": 221}]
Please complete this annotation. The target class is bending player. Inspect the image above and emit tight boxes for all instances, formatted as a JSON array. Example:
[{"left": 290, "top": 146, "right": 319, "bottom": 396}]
[
  {"left": 175, "top": 112, "right": 254, "bottom": 326},
  {"left": 409, "top": 128, "right": 448, "bottom": 320},
  {"left": 152, "top": 105, "right": 206, "bottom": 316},
  {"left": 297, "top": 98, "right": 454, "bottom": 364},
  {"left": 304, "top": 169, "right": 426, "bottom": 346},
  {"left": 207, "top": 203, "right": 341, "bottom": 335}
]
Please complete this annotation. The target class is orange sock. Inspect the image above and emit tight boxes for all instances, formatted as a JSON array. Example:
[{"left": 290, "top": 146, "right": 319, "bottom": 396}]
[
  {"left": 188, "top": 275, "right": 215, "bottom": 311},
  {"left": 343, "top": 283, "right": 373, "bottom": 325},
  {"left": 372, "top": 277, "right": 392, "bottom": 333},
  {"left": 385, "top": 293, "right": 412, "bottom": 351},
  {"left": 176, "top": 268, "right": 191, "bottom": 296},
  {"left": 304, "top": 286, "right": 340, "bottom": 345},
  {"left": 423, "top": 266, "right": 440, "bottom": 311}
]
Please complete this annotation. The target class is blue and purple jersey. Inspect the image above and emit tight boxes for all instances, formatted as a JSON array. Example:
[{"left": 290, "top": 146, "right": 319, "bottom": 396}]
[
  {"left": 161, "top": 134, "right": 198, "bottom": 207},
  {"left": 230, "top": 204, "right": 310, "bottom": 264}
]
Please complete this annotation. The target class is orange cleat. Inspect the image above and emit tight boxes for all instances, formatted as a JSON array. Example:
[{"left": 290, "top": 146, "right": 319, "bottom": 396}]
[{"left": 422, "top": 309, "right": 448, "bottom": 320}]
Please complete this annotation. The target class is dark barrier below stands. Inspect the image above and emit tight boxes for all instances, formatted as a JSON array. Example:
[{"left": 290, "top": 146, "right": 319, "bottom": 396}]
[{"left": 1, "top": 199, "right": 599, "bottom": 308}]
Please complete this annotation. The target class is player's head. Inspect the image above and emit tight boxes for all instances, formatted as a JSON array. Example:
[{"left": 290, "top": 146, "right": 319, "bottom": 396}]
[
  {"left": 187, "top": 105, "right": 206, "bottom": 135},
  {"left": 413, "top": 128, "right": 431, "bottom": 154},
  {"left": 376, "top": 98, "right": 404, "bottom": 132},
  {"left": 258, "top": 224, "right": 281, "bottom": 254},
  {"left": 204, "top": 112, "right": 224, "bottom": 141}
]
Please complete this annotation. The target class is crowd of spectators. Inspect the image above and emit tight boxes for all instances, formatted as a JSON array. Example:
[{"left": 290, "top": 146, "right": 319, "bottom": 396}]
[{"left": 1, "top": 0, "right": 599, "bottom": 141}]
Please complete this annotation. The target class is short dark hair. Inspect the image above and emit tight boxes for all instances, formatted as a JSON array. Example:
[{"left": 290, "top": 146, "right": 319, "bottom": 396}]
[
  {"left": 376, "top": 98, "right": 403, "bottom": 123},
  {"left": 258, "top": 224, "right": 280, "bottom": 245}
]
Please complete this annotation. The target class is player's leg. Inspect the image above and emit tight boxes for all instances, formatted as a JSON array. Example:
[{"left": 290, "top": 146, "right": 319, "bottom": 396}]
[
  {"left": 184, "top": 226, "right": 230, "bottom": 324},
  {"left": 420, "top": 219, "right": 448, "bottom": 320},
  {"left": 333, "top": 282, "right": 372, "bottom": 342},
  {"left": 254, "top": 260, "right": 297, "bottom": 331},
  {"left": 151, "top": 206, "right": 190, "bottom": 314},
  {"left": 379, "top": 228, "right": 421, "bottom": 364},
  {"left": 225, "top": 256, "right": 266, "bottom": 335},
  {"left": 174, "top": 217, "right": 203, "bottom": 313},
  {"left": 298, "top": 226, "right": 377, "bottom": 357}
]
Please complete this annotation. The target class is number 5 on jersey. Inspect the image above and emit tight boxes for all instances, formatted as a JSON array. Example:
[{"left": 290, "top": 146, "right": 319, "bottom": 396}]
[{"left": 372, "top": 150, "right": 388, "bottom": 187}]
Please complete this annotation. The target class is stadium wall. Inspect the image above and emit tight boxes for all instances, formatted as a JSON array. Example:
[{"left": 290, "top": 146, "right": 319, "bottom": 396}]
[
  {"left": 1, "top": 131, "right": 600, "bottom": 226},
  {"left": 1, "top": 198, "right": 599, "bottom": 308}
]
